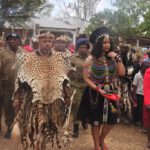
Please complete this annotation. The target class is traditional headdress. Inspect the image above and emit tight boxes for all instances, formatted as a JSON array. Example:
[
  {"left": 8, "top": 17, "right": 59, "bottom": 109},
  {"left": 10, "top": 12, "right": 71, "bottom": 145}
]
[
  {"left": 56, "top": 35, "right": 72, "bottom": 42},
  {"left": 89, "top": 27, "right": 110, "bottom": 44},
  {"left": 37, "top": 32, "right": 55, "bottom": 40}
]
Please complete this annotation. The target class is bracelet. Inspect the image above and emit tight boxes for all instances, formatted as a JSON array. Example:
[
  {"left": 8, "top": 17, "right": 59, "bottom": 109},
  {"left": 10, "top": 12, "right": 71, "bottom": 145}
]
[
  {"left": 114, "top": 55, "right": 122, "bottom": 63},
  {"left": 95, "top": 86, "right": 101, "bottom": 92}
]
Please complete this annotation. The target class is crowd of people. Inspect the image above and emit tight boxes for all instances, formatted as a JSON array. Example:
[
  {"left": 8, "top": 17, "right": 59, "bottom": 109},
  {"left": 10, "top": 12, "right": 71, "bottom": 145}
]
[{"left": 0, "top": 27, "right": 150, "bottom": 150}]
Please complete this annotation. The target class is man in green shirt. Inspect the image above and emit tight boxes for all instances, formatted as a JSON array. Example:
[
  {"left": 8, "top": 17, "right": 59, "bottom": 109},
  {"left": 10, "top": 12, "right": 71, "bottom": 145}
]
[
  {"left": 70, "top": 38, "right": 90, "bottom": 138},
  {"left": 0, "top": 33, "right": 24, "bottom": 138}
]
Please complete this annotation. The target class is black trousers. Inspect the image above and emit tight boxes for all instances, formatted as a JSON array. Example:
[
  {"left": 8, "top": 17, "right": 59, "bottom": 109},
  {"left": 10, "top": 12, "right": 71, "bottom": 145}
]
[
  {"left": 133, "top": 94, "right": 144, "bottom": 126},
  {"left": 0, "top": 90, "right": 15, "bottom": 127}
]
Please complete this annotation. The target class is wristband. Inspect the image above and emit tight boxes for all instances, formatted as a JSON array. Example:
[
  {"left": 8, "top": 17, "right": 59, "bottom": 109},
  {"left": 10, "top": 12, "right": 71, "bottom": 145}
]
[
  {"left": 95, "top": 86, "right": 101, "bottom": 93},
  {"left": 114, "top": 55, "right": 122, "bottom": 63}
]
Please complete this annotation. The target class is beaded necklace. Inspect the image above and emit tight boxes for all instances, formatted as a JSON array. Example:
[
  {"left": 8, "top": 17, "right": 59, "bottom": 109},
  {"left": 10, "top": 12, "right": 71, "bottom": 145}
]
[{"left": 90, "top": 55, "right": 117, "bottom": 123}]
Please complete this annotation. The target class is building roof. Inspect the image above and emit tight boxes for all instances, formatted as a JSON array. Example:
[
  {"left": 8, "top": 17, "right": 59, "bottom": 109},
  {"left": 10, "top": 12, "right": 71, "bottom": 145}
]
[
  {"left": 27, "top": 17, "right": 77, "bottom": 31},
  {"left": 125, "top": 36, "right": 150, "bottom": 47},
  {"left": 60, "top": 17, "right": 90, "bottom": 33},
  {"left": 4, "top": 17, "right": 78, "bottom": 31}
]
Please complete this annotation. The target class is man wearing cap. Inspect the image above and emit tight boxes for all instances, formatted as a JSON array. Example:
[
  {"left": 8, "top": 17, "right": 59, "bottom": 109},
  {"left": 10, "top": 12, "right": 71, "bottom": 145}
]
[
  {"left": 54, "top": 35, "right": 72, "bottom": 54},
  {"left": 13, "top": 32, "right": 56, "bottom": 113},
  {"left": 34, "top": 32, "right": 55, "bottom": 56},
  {"left": 70, "top": 38, "right": 90, "bottom": 138},
  {"left": 0, "top": 33, "right": 24, "bottom": 138},
  {"left": 12, "top": 32, "right": 56, "bottom": 114}
]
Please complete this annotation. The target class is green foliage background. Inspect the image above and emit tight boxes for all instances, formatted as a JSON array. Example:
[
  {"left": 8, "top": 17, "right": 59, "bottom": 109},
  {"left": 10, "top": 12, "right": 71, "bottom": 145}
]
[{"left": 85, "top": 0, "right": 150, "bottom": 38}]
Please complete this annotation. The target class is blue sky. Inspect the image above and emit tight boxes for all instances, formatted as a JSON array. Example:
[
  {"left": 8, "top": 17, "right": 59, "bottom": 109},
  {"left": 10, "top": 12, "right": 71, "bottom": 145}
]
[{"left": 49, "top": 0, "right": 113, "bottom": 17}]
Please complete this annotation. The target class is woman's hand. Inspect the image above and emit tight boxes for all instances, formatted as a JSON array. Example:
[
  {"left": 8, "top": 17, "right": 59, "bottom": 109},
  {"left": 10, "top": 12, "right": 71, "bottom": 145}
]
[
  {"left": 107, "top": 52, "right": 117, "bottom": 58},
  {"left": 95, "top": 87, "right": 106, "bottom": 95}
]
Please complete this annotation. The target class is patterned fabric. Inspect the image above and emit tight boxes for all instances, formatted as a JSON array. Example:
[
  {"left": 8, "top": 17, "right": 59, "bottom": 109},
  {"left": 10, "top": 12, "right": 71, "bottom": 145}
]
[
  {"left": 90, "top": 56, "right": 117, "bottom": 84},
  {"left": 14, "top": 50, "right": 74, "bottom": 104},
  {"left": 12, "top": 50, "right": 74, "bottom": 150},
  {"left": 13, "top": 88, "right": 66, "bottom": 150},
  {"left": 78, "top": 55, "right": 119, "bottom": 124}
]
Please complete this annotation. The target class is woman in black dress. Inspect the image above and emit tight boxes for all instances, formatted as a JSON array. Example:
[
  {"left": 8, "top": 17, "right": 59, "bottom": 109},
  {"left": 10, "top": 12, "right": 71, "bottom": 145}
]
[{"left": 78, "top": 27, "right": 125, "bottom": 150}]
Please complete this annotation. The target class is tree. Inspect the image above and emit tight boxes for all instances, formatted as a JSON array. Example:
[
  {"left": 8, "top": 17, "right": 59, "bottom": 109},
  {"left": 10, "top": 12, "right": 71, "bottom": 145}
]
[
  {"left": 55, "top": 0, "right": 101, "bottom": 20},
  {"left": 112, "top": 0, "right": 150, "bottom": 37},
  {"left": 112, "top": 0, "right": 150, "bottom": 26},
  {"left": 85, "top": 9, "right": 140, "bottom": 38},
  {"left": 140, "top": 10, "right": 150, "bottom": 37},
  {"left": 85, "top": 0, "right": 150, "bottom": 38},
  {"left": 0, "top": 0, "right": 53, "bottom": 27}
]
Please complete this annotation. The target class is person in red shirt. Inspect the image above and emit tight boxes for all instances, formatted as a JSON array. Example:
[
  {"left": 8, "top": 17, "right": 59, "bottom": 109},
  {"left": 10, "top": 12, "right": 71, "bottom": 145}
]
[
  {"left": 23, "top": 37, "right": 39, "bottom": 52},
  {"left": 143, "top": 62, "right": 150, "bottom": 148}
]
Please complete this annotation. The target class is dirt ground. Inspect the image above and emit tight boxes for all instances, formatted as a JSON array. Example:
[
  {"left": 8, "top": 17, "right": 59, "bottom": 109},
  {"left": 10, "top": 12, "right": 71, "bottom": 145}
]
[{"left": 0, "top": 122, "right": 148, "bottom": 150}]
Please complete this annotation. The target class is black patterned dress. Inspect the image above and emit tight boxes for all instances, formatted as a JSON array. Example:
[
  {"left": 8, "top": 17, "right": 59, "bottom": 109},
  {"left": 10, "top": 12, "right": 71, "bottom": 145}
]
[{"left": 77, "top": 55, "right": 119, "bottom": 126}]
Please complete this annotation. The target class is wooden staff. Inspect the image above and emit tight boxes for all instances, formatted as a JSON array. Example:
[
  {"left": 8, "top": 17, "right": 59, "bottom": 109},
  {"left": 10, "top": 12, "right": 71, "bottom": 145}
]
[
  {"left": 62, "top": 89, "right": 76, "bottom": 146},
  {"left": 22, "top": 28, "right": 28, "bottom": 45},
  {"left": 0, "top": 32, "right": 5, "bottom": 47},
  {"left": 63, "top": 89, "right": 76, "bottom": 131}
]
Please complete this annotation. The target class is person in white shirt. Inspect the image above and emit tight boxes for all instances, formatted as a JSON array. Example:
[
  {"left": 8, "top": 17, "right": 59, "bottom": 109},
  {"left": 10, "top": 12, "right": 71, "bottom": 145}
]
[{"left": 132, "top": 62, "right": 145, "bottom": 127}]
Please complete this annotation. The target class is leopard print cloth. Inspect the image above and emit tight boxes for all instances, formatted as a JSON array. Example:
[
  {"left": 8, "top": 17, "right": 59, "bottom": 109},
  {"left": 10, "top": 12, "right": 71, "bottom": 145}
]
[{"left": 12, "top": 50, "right": 74, "bottom": 150}]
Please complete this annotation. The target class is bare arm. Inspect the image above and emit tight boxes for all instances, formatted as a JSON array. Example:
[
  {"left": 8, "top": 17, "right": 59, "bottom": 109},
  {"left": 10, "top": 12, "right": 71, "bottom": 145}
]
[
  {"left": 116, "top": 61, "right": 125, "bottom": 77},
  {"left": 83, "top": 55, "right": 106, "bottom": 94}
]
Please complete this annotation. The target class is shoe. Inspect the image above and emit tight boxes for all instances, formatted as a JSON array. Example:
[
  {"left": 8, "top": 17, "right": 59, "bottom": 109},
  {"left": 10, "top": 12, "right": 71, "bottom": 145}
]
[
  {"left": 4, "top": 127, "right": 12, "bottom": 139},
  {"left": 134, "top": 122, "right": 141, "bottom": 127},
  {"left": 72, "top": 123, "right": 79, "bottom": 138},
  {"left": 139, "top": 127, "right": 147, "bottom": 134},
  {"left": 82, "top": 121, "right": 88, "bottom": 129}
]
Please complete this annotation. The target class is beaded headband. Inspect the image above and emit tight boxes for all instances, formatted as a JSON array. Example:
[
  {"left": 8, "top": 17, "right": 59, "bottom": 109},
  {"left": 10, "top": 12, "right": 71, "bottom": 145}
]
[{"left": 96, "top": 34, "right": 109, "bottom": 43}]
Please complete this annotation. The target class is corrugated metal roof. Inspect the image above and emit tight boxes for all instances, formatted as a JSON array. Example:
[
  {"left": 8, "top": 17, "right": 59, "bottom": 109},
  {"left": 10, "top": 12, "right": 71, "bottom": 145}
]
[
  {"left": 61, "top": 17, "right": 90, "bottom": 32},
  {"left": 27, "top": 17, "right": 77, "bottom": 30},
  {"left": 125, "top": 36, "right": 150, "bottom": 47}
]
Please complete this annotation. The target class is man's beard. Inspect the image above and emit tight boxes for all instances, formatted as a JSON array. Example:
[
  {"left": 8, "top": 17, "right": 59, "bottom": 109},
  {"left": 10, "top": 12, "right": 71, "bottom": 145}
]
[{"left": 39, "top": 48, "right": 51, "bottom": 56}]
